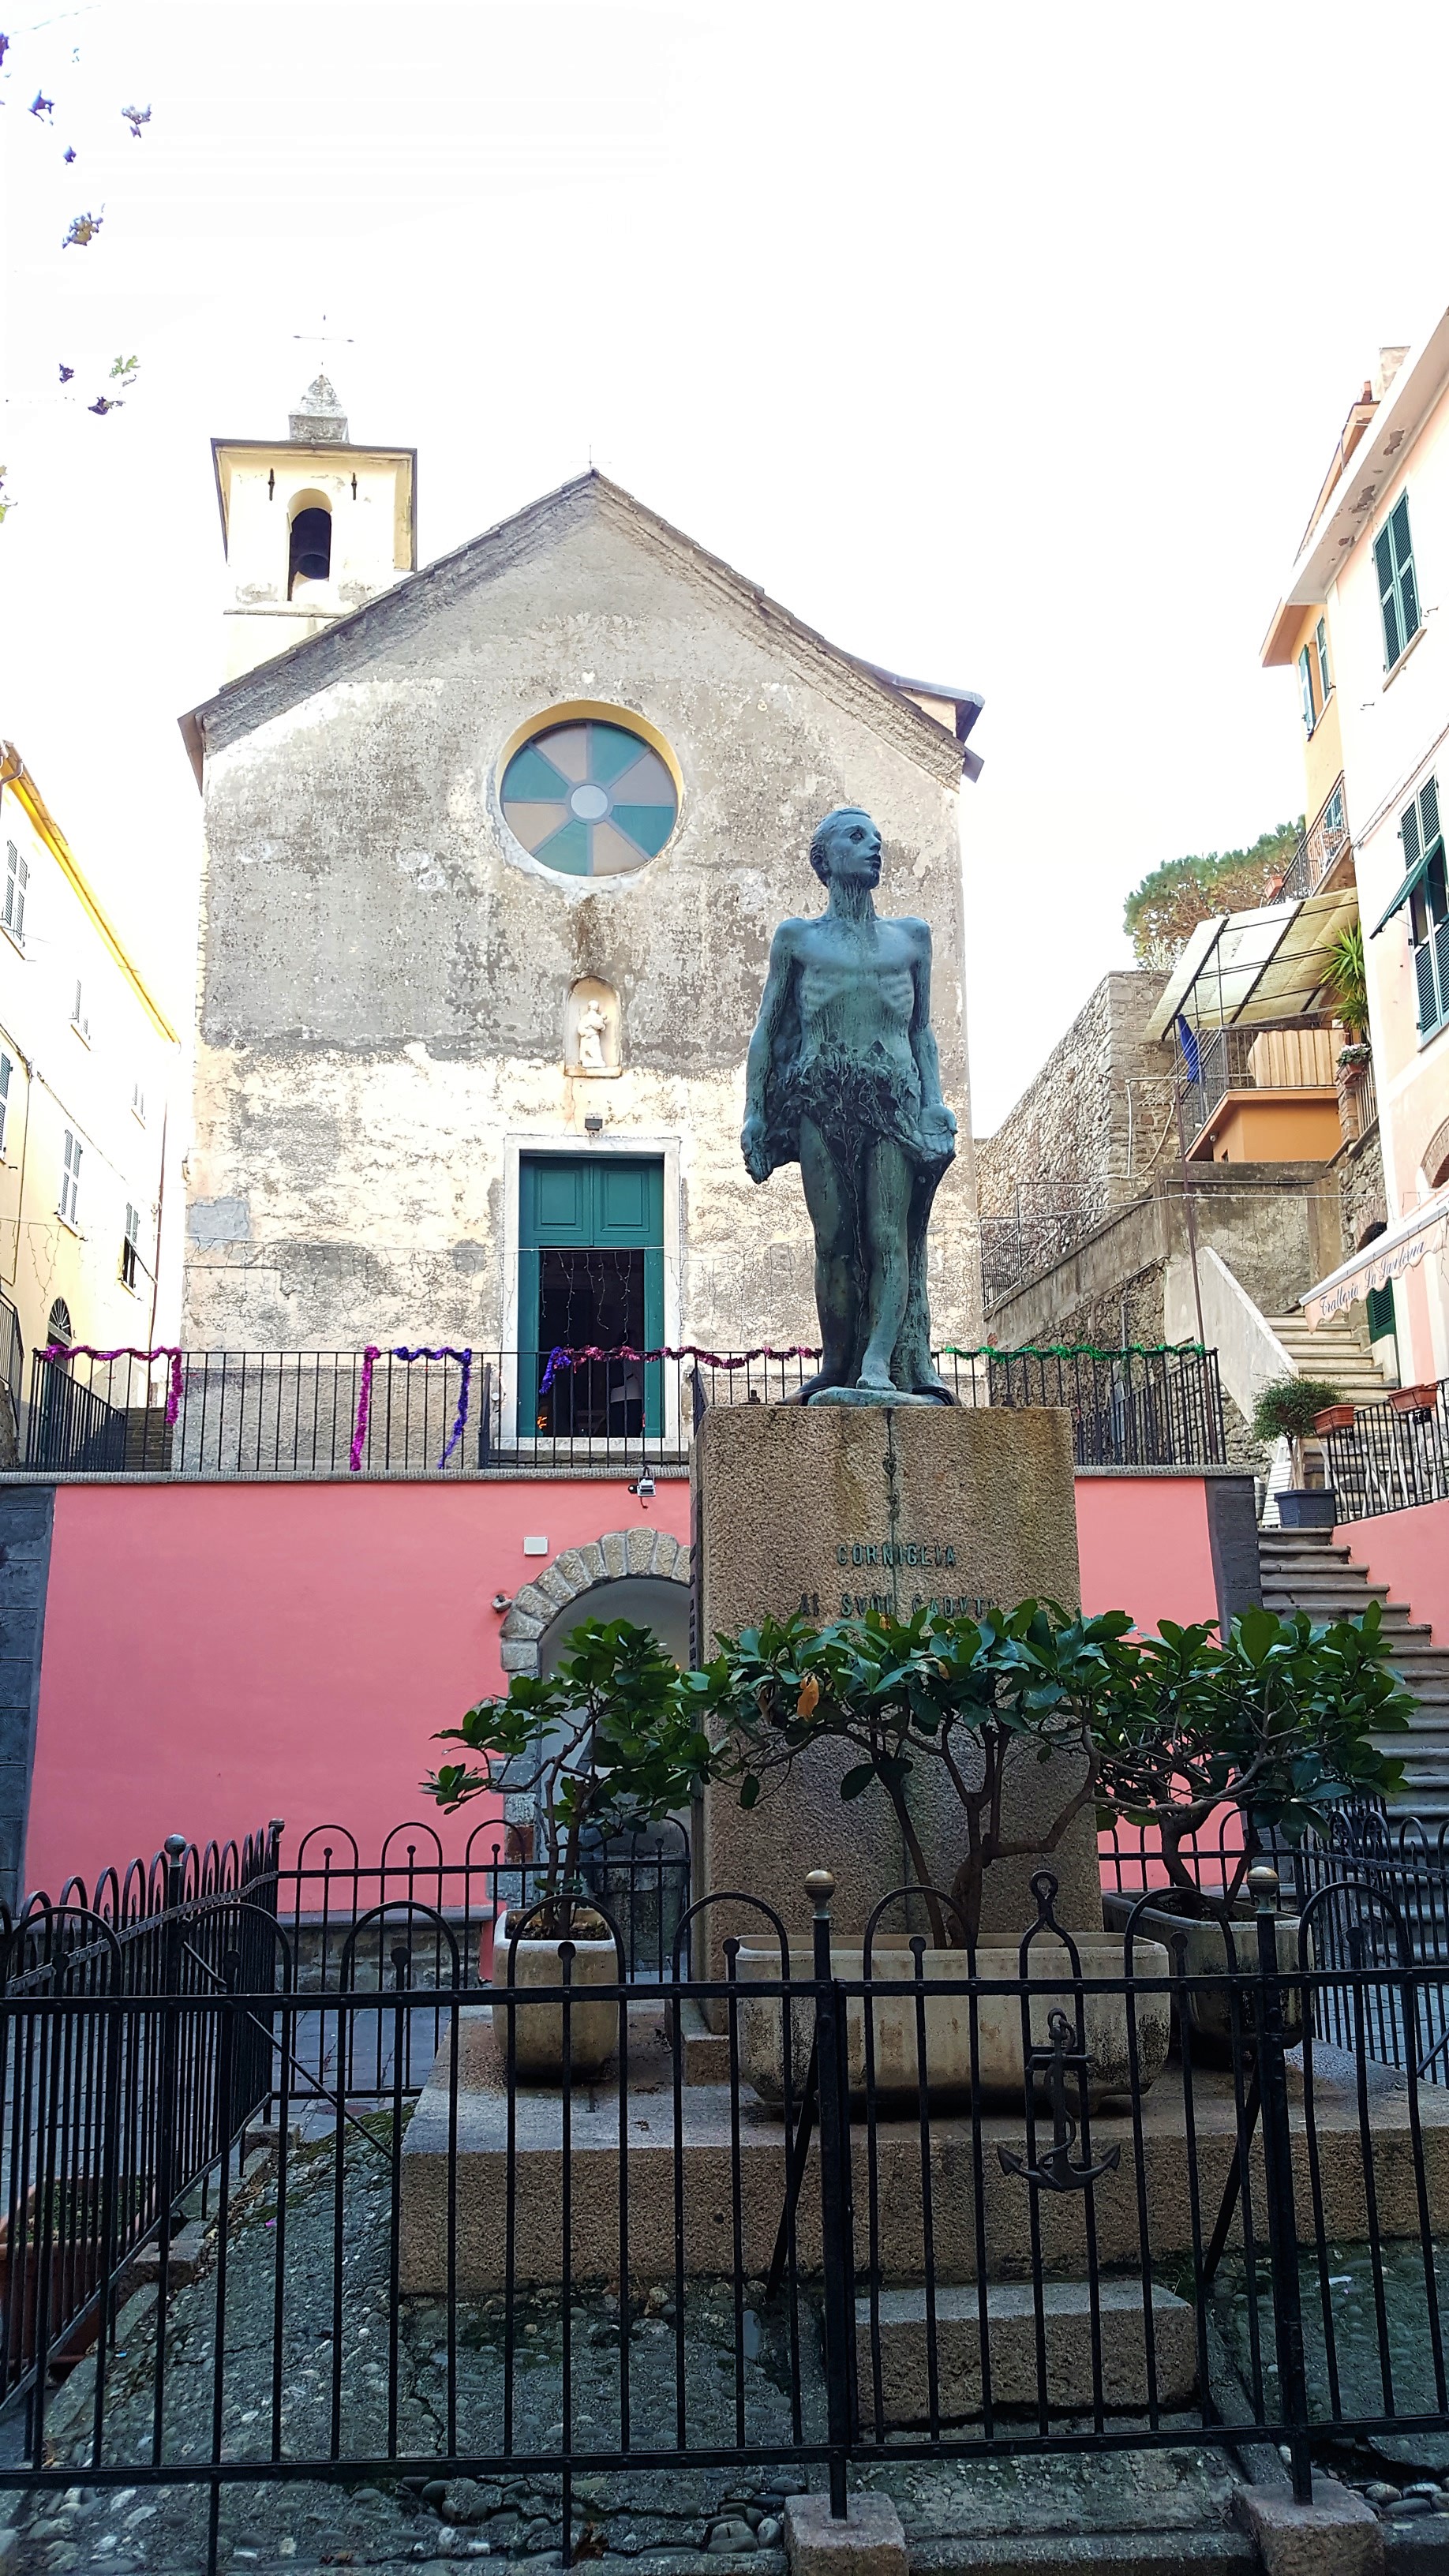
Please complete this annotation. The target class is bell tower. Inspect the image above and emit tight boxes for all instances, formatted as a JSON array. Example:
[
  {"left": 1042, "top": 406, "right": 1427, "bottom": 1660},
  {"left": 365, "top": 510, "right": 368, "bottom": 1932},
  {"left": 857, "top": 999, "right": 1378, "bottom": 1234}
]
[{"left": 211, "top": 374, "right": 417, "bottom": 682}]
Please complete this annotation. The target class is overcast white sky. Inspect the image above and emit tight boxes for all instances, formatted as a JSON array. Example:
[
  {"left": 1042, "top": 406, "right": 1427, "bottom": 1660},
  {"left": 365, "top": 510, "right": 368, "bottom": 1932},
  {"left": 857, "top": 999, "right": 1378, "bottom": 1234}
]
[{"left": 4, "top": 0, "right": 1449, "bottom": 1133}]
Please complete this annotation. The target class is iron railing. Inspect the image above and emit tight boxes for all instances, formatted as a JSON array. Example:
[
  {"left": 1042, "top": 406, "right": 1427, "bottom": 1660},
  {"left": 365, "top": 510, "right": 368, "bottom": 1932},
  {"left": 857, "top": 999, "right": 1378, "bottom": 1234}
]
[
  {"left": 2, "top": 1848, "right": 1448, "bottom": 2567},
  {"left": 979, "top": 1182, "right": 1111, "bottom": 1304},
  {"left": 1322, "top": 1380, "right": 1449, "bottom": 1519},
  {"left": 1272, "top": 777, "right": 1351, "bottom": 906},
  {"left": 1178, "top": 1017, "right": 1339, "bottom": 1144},
  {"left": 20, "top": 1342, "right": 1229, "bottom": 1474}
]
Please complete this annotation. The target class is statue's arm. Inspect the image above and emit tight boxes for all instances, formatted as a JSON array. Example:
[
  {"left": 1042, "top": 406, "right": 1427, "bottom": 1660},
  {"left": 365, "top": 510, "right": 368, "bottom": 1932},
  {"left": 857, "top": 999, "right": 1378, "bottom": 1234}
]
[
  {"left": 908, "top": 923, "right": 957, "bottom": 1145},
  {"left": 741, "top": 921, "right": 798, "bottom": 1179}
]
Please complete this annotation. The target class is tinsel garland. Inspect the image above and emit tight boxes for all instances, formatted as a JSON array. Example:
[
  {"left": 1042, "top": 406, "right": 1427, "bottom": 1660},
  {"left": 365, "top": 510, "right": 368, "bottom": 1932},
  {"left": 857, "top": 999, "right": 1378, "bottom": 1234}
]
[
  {"left": 350, "top": 1345, "right": 476, "bottom": 1472},
  {"left": 43, "top": 1344, "right": 185, "bottom": 1424}
]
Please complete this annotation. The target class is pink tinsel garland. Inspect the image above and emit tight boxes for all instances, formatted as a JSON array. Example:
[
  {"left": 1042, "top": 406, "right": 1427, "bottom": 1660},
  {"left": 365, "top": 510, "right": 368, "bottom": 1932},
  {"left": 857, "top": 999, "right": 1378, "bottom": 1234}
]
[{"left": 44, "top": 1344, "right": 185, "bottom": 1425}]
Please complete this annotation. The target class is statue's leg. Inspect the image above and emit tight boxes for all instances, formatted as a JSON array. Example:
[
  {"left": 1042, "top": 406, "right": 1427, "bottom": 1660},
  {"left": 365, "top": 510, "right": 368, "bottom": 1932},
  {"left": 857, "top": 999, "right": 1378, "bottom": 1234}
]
[
  {"left": 797, "top": 1116, "right": 858, "bottom": 1395},
  {"left": 893, "top": 1162, "right": 953, "bottom": 1397},
  {"left": 858, "top": 1137, "right": 913, "bottom": 1391}
]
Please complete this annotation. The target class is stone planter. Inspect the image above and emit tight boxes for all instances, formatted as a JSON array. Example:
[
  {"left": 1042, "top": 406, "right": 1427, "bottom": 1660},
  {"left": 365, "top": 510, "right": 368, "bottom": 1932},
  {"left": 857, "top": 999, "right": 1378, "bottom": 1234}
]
[
  {"left": 1100, "top": 1892, "right": 1305, "bottom": 2057},
  {"left": 1277, "top": 1488, "right": 1337, "bottom": 1528},
  {"left": 732, "top": 1935, "right": 1171, "bottom": 2110},
  {"left": 489, "top": 1911, "right": 620, "bottom": 2081}
]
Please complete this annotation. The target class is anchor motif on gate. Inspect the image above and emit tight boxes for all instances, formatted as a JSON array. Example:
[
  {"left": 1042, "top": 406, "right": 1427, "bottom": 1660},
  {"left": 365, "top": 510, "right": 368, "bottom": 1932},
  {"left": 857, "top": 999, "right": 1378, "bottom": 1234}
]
[{"left": 997, "top": 2006, "right": 1122, "bottom": 2194}]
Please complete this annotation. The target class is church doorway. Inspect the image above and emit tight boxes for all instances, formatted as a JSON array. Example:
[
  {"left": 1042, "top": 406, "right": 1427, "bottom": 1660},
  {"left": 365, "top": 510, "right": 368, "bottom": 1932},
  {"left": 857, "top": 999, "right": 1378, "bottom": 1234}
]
[{"left": 518, "top": 1154, "right": 665, "bottom": 1440}]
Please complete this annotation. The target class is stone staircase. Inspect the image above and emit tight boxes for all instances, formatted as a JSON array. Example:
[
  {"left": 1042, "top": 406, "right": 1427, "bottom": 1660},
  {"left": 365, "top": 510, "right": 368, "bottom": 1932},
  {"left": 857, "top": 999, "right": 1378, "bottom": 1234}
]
[
  {"left": 1267, "top": 1310, "right": 1396, "bottom": 1405},
  {"left": 1256, "top": 1527, "right": 1449, "bottom": 1815}
]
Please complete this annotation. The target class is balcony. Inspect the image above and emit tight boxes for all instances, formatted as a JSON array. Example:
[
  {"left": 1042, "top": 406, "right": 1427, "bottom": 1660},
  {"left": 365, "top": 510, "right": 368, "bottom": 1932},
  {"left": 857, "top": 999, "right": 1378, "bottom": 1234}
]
[
  {"left": 1273, "top": 777, "right": 1352, "bottom": 905},
  {"left": 19, "top": 1341, "right": 1229, "bottom": 1475},
  {"left": 1181, "top": 1019, "right": 1344, "bottom": 1162}
]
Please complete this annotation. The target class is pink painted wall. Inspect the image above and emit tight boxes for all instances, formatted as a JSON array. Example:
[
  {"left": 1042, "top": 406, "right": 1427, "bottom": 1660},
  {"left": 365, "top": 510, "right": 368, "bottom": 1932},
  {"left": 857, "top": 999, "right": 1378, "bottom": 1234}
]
[
  {"left": 23, "top": 1471, "right": 1226, "bottom": 1904},
  {"left": 1335, "top": 1496, "right": 1449, "bottom": 1643},
  {"left": 25, "top": 1480, "right": 690, "bottom": 1898},
  {"left": 1074, "top": 1474, "right": 1219, "bottom": 1627}
]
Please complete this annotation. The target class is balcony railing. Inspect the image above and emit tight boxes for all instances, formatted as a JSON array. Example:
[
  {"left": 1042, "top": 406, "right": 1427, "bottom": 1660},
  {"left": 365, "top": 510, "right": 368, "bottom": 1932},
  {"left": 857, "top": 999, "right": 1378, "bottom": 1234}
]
[
  {"left": 20, "top": 1342, "right": 1227, "bottom": 1477},
  {"left": 1273, "top": 777, "right": 1351, "bottom": 904},
  {"left": 1322, "top": 1380, "right": 1449, "bottom": 1520},
  {"left": 1180, "top": 1017, "right": 1337, "bottom": 1143}
]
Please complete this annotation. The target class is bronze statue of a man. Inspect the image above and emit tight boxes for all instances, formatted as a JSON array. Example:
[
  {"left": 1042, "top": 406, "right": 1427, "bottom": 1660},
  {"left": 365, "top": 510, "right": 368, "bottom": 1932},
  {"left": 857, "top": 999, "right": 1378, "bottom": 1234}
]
[{"left": 741, "top": 807, "right": 957, "bottom": 1402}]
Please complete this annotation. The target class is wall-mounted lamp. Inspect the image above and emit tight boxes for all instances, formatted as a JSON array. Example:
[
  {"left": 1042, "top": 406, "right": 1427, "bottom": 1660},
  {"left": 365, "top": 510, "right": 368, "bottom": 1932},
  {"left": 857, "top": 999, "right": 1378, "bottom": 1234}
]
[
  {"left": 629, "top": 1472, "right": 656, "bottom": 1505},
  {"left": 585, "top": 1113, "right": 604, "bottom": 1134}
]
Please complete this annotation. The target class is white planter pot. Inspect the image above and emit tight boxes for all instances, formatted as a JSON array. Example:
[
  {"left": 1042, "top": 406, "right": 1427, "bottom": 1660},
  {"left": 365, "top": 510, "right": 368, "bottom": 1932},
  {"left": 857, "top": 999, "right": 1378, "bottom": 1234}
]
[
  {"left": 732, "top": 1936, "right": 1172, "bottom": 2109},
  {"left": 1100, "top": 1893, "right": 1305, "bottom": 2057},
  {"left": 489, "top": 1912, "right": 621, "bottom": 2080}
]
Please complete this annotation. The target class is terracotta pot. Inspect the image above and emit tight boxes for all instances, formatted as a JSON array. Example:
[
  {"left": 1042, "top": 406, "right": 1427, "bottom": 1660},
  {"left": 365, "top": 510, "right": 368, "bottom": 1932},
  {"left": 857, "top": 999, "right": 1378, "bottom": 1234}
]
[
  {"left": 488, "top": 1910, "right": 621, "bottom": 2080},
  {"left": 1313, "top": 1405, "right": 1356, "bottom": 1433},
  {"left": 1389, "top": 1383, "right": 1440, "bottom": 1415},
  {"left": 732, "top": 1934, "right": 1171, "bottom": 2110}
]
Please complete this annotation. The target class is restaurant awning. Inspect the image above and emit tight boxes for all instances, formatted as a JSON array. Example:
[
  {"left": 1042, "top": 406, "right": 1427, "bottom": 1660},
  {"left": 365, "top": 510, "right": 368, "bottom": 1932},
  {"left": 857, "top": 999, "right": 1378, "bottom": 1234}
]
[
  {"left": 1143, "top": 887, "right": 1361, "bottom": 1040},
  {"left": 1301, "top": 1185, "right": 1449, "bottom": 1327}
]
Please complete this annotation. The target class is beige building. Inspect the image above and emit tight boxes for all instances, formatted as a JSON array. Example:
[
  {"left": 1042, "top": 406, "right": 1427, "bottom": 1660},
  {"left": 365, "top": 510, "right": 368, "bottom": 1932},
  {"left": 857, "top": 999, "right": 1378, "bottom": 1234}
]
[
  {"left": 0, "top": 746, "right": 179, "bottom": 1436},
  {"left": 1263, "top": 320, "right": 1449, "bottom": 1387},
  {"left": 179, "top": 387, "right": 985, "bottom": 1410}
]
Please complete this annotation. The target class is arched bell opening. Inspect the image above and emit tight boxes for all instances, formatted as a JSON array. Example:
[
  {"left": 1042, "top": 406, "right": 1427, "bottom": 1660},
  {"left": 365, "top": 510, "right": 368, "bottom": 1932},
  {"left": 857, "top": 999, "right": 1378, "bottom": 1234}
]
[{"left": 287, "top": 496, "right": 332, "bottom": 598}]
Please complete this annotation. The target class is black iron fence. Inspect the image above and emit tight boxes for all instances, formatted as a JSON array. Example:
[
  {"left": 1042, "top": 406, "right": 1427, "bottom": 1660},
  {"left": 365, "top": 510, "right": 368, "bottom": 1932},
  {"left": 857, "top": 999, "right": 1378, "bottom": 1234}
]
[
  {"left": 21, "top": 1342, "right": 1228, "bottom": 1476},
  {"left": 4, "top": 1820, "right": 1449, "bottom": 2569},
  {"left": 1322, "top": 1380, "right": 1449, "bottom": 1520}
]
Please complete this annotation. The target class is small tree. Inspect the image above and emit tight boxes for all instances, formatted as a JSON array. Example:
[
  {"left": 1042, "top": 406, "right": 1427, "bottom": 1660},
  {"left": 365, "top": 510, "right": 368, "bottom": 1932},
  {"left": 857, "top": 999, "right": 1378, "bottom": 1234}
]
[
  {"left": 698, "top": 1600, "right": 1132, "bottom": 1949},
  {"left": 1123, "top": 825, "right": 1302, "bottom": 969},
  {"left": 1094, "top": 1604, "right": 1410, "bottom": 1905},
  {"left": 1250, "top": 1374, "right": 1344, "bottom": 1486},
  {"left": 425, "top": 1619, "right": 713, "bottom": 1938}
]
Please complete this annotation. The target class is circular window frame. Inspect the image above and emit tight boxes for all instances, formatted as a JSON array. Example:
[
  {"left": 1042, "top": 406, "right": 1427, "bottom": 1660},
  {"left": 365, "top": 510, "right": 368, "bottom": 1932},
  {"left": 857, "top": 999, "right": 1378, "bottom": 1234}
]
[{"left": 495, "top": 700, "right": 683, "bottom": 886}]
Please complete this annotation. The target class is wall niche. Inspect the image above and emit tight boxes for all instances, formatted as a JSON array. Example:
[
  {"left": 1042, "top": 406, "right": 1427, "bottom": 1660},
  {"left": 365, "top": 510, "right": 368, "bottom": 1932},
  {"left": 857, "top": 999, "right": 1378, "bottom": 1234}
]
[{"left": 564, "top": 977, "right": 622, "bottom": 1076}]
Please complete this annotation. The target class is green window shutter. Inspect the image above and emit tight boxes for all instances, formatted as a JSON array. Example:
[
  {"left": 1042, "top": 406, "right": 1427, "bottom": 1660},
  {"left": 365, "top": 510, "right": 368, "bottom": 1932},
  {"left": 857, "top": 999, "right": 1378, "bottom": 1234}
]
[
  {"left": 1420, "top": 775, "right": 1440, "bottom": 851},
  {"left": 1316, "top": 617, "right": 1331, "bottom": 702},
  {"left": 1402, "top": 797, "right": 1423, "bottom": 873},
  {"left": 1367, "top": 1279, "right": 1396, "bottom": 1339},
  {"left": 1378, "top": 526, "right": 1401, "bottom": 665},
  {"left": 1392, "top": 496, "right": 1421, "bottom": 645},
  {"left": 1297, "top": 646, "right": 1315, "bottom": 729}
]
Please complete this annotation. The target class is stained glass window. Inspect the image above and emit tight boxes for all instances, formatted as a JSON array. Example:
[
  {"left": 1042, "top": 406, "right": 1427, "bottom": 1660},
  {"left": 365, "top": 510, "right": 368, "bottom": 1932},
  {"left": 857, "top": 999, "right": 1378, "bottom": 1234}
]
[{"left": 500, "top": 718, "right": 678, "bottom": 878}]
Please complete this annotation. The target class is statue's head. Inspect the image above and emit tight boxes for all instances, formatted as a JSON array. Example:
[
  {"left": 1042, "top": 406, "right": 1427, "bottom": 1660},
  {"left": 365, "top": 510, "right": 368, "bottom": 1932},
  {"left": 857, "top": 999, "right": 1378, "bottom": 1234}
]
[{"left": 809, "top": 807, "right": 883, "bottom": 889}]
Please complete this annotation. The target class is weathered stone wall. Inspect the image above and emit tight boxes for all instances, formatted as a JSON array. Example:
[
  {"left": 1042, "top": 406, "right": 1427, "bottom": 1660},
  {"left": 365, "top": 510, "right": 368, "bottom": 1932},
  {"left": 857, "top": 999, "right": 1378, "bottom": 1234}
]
[
  {"left": 975, "top": 971, "right": 1174, "bottom": 1309},
  {"left": 1339, "top": 1121, "right": 1387, "bottom": 1255},
  {"left": 184, "top": 481, "right": 982, "bottom": 1353}
]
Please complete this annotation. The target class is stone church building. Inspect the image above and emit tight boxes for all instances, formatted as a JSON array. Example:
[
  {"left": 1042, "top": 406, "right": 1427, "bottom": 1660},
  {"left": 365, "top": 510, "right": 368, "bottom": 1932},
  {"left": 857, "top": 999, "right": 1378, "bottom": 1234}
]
[{"left": 179, "top": 379, "right": 986, "bottom": 1421}]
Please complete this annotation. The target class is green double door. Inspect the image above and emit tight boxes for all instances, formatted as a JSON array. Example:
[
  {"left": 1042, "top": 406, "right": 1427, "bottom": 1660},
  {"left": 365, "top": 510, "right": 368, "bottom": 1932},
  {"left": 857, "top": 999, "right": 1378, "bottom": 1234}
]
[{"left": 519, "top": 1155, "right": 665, "bottom": 1439}]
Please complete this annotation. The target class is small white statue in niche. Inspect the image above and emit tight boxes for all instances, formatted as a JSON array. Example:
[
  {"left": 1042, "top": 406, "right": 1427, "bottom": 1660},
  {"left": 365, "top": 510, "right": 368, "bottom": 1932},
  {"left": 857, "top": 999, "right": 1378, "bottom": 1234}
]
[
  {"left": 578, "top": 997, "right": 608, "bottom": 1070},
  {"left": 566, "top": 977, "right": 621, "bottom": 1076}
]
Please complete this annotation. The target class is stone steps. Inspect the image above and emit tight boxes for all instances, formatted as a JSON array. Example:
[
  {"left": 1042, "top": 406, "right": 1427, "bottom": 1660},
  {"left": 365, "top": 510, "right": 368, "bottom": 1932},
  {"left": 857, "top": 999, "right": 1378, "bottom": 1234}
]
[{"left": 1252, "top": 1528, "right": 1449, "bottom": 1809}]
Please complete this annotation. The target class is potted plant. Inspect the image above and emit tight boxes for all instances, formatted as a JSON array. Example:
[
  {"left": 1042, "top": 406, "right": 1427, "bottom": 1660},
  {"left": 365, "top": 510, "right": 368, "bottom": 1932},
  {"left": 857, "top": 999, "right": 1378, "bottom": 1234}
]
[
  {"left": 1095, "top": 1603, "right": 1409, "bottom": 2052},
  {"left": 1324, "top": 923, "right": 1369, "bottom": 1046},
  {"left": 696, "top": 1601, "right": 1174, "bottom": 2104},
  {"left": 426, "top": 1619, "right": 712, "bottom": 2080},
  {"left": 1313, "top": 1403, "right": 1356, "bottom": 1434},
  {"left": 1250, "top": 1374, "right": 1344, "bottom": 1526}
]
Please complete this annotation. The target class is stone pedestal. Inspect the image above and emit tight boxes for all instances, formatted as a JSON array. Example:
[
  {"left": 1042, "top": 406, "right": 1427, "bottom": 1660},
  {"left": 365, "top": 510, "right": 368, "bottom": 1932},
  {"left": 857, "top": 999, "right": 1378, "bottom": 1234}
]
[{"left": 692, "top": 1403, "right": 1102, "bottom": 1963}]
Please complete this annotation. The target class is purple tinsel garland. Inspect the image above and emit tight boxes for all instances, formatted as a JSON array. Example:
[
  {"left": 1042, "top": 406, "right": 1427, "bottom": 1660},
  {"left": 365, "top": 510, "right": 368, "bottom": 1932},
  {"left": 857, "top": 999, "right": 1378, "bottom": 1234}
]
[{"left": 350, "top": 1345, "right": 475, "bottom": 1473}]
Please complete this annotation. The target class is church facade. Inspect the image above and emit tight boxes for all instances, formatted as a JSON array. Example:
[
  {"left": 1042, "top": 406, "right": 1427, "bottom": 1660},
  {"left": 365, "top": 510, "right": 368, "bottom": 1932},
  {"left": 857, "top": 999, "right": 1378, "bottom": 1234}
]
[{"left": 180, "top": 390, "right": 985, "bottom": 1409}]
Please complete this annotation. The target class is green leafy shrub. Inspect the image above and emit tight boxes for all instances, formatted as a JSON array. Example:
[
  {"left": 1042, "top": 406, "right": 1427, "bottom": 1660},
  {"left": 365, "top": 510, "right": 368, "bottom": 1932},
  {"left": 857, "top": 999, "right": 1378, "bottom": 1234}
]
[{"left": 425, "top": 1618, "right": 713, "bottom": 1937}]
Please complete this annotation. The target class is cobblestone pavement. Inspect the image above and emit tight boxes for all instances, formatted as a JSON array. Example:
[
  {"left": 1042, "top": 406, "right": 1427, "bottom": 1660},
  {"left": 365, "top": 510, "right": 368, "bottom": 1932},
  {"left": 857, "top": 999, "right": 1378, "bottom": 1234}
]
[{"left": 6, "top": 2122, "right": 1244, "bottom": 2575}]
